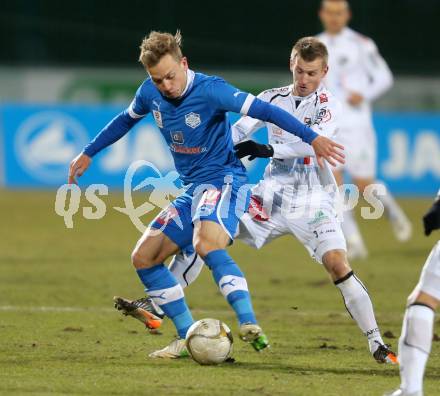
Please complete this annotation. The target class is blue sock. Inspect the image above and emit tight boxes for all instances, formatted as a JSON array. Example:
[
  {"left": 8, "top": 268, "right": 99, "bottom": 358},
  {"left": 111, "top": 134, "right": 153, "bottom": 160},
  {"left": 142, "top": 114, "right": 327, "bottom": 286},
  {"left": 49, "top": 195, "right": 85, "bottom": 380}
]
[
  {"left": 204, "top": 249, "right": 257, "bottom": 325},
  {"left": 136, "top": 264, "right": 193, "bottom": 338}
]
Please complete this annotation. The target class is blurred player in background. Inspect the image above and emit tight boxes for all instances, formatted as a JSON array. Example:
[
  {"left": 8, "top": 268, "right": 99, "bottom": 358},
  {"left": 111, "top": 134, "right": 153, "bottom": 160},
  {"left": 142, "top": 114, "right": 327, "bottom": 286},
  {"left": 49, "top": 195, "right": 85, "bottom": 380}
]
[
  {"left": 385, "top": 192, "right": 440, "bottom": 396},
  {"left": 115, "top": 37, "right": 397, "bottom": 364},
  {"left": 317, "top": 0, "right": 412, "bottom": 259},
  {"left": 69, "top": 31, "right": 344, "bottom": 358}
]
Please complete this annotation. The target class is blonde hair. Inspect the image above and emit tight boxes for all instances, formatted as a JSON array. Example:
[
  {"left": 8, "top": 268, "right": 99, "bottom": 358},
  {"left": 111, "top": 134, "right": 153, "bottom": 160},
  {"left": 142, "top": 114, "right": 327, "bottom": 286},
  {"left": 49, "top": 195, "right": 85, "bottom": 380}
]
[
  {"left": 139, "top": 30, "right": 183, "bottom": 68},
  {"left": 291, "top": 37, "right": 328, "bottom": 66},
  {"left": 321, "top": 0, "right": 349, "bottom": 9}
]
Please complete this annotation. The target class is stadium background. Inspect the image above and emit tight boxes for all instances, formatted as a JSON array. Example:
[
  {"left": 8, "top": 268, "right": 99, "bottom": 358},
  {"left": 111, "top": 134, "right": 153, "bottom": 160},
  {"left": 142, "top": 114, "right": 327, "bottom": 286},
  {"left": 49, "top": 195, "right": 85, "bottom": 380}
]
[
  {"left": 1, "top": 1, "right": 440, "bottom": 395},
  {"left": 1, "top": 0, "right": 440, "bottom": 194}
]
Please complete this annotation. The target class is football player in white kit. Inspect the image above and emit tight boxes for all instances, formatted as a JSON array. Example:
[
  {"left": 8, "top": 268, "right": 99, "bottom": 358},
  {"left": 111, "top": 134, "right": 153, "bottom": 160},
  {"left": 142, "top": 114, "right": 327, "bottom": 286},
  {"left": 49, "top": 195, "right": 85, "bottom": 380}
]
[
  {"left": 115, "top": 37, "right": 397, "bottom": 364},
  {"left": 317, "top": 0, "right": 412, "bottom": 259},
  {"left": 385, "top": 191, "right": 440, "bottom": 396}
]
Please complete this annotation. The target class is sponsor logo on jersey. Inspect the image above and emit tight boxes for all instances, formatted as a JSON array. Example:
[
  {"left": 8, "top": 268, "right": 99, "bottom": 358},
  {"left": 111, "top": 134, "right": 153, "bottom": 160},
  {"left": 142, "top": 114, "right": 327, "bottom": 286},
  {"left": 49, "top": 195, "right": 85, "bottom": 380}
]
[
  {"left": 264, "top": 86, "right": 290, "bottom": 94},
  {"left": 170, "top": 144, "right": 206, "bottom": 154},
  {"left": 170, "top": 131, "right": 184, "bottom": 144},
  {"left": 319, "top": 93, "right": 328, "bottom": 104},
  {"left": 185, "top": 112, "right": 201, "bottom": 129},
  {"left": 323, "top": 109, "right": 332, "bottom": 123},
  {"left": 314, "top": 108, "right": 332, "bottom": 125},
  {"left": 153, "top": 110, "right": 163, "bottom": 128}
]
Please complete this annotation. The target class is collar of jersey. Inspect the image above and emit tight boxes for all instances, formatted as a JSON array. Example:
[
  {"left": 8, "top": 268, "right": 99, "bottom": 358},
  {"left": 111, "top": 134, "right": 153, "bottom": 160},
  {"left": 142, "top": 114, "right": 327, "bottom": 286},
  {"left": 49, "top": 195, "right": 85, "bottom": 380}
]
[
  {"left": 322, "top": 26, "right": 351, "bottom": 41},
  {"left": 289, "top": 83, "right": 326, "bottom": 103},
  {"left": 178, "top": 69, "right": 195, "bottom": 99},
  {"left": 333, "top": 27, "right": 351, "bottom": 39}
]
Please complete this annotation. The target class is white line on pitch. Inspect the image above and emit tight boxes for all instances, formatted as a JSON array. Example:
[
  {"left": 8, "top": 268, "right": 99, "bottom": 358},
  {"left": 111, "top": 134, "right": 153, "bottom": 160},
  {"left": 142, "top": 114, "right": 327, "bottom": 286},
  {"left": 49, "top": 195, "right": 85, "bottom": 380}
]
[
  {"left": 0, "top": 305, "right": 349, "bottom": 317},
  {"left": 1, "top": 306, "right": 413, "bottom": 320},
  {"left": 0, "top": 306, "right": 114, "bottom": 313}
]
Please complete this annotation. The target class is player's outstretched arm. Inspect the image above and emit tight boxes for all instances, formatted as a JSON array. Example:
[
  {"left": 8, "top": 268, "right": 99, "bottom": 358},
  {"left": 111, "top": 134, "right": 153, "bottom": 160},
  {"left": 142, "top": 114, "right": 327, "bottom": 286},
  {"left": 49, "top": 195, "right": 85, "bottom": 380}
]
[
  {"left": 82, "top": 111, "right": 140, "bottom": 158},
  {"left": 67, "top": 109, "right": 142, "bottom": 184},
  {"left": 361, "top": 39, "right": 393, "bottom": 102},
  {"left": 68, "top": 153, "right": 92, "bottom": 185},
  {"left": 234, "top": 132, "right": 344, "bottom": 168},
  {"left": 246, "top": 98, "right": 344, "bottom": 167},
  {"left": 205, "top": 79, "right": 344, "bottom": 166}
]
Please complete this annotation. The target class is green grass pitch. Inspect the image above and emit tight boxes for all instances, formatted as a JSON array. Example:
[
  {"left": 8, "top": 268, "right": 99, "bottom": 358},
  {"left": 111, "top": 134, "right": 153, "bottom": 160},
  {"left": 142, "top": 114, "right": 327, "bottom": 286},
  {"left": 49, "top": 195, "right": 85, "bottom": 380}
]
[{"left": 0, "top": 190, "right": 439, "bottom": 395}]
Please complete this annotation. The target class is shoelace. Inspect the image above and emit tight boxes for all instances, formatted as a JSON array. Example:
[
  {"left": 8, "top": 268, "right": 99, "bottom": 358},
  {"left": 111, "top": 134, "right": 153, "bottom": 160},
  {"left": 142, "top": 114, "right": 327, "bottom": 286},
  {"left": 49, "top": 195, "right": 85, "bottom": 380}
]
[{"left": 132, "top": 297, "right": 153, "bottom": 308}]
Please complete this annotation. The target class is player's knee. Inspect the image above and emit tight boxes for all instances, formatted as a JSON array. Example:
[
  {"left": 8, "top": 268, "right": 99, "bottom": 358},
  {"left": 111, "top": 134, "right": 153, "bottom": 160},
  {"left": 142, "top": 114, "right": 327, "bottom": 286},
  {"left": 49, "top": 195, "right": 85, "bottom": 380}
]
[
  {"left": 409, "top": 290, "right": 440, "bottom": 311},
  {"left": 194, "top": 232, "right": 223, "bottom": 257},
  {"left": 131, "top": 248, "right": 154, "bottom": 269},
  {"left": 323, "top": 250, "right": 351, "bottom": 279},
  {"left": 193, "top": 236, "right": 212, "bottom": 258}
]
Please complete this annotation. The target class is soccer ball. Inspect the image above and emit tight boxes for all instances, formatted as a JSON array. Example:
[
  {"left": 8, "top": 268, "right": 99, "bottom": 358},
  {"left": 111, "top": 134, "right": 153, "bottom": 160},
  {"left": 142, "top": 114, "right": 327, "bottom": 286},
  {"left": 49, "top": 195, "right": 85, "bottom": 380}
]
[{"left": 185, "top": 318, "right": 233, "bottom": 365}]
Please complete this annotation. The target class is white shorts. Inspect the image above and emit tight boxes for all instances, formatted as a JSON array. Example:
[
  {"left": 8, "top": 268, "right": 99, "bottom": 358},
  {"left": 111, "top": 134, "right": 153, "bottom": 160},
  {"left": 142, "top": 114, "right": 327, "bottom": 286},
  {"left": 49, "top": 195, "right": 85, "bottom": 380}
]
[
  {"left": 238, "top": 198, "right": 346, "bottom": 264},
  {"left": 412, "top": 241, "right": 440, "bottom": 301},
  {"left": 333, "top": 125, "right": 377, "bottom": 179}
]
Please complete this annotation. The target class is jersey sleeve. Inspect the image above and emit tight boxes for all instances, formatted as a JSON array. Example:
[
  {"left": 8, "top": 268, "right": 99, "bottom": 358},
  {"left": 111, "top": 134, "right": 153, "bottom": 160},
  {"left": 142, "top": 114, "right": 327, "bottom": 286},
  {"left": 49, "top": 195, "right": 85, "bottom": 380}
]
[
  {"left": 271, "top": 92, "right": 341, "bottom": 159},
  {"left": 206, "top": 78, "right": 318, "bottom": 144},
  {"left": 361, "top": 38, "right": 393, "bottom": 101},
  {"left": 82, "top": 83, "right": 150, "bottom": 157},
  {"left": 231, "top": 90, "right": 268, "bottom": 144},
  {"left": 271, "top": 141, "right": 314, "bottom": 159},
  {"left": 204, "top": 78, "right": 256, "bottom": 115},
  {"left": 127, "top": 83, "right": 151, "bottom": 119},
  {"left": 247, "top": 98, "right": 318, "bottom": 144}
]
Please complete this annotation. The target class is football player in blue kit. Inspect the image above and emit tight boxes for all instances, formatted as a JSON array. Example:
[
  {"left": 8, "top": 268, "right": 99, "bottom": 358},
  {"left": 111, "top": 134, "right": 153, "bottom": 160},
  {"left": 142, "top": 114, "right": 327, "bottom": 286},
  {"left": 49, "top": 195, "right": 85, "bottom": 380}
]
[{"left": 68, "top": 30, "right": 345, "bottom": 358}]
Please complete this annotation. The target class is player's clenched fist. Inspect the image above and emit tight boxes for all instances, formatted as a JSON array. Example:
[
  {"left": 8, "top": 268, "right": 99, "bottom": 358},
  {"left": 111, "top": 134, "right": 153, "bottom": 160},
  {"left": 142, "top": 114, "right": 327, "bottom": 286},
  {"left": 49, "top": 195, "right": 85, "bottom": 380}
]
[
  {"left": 311, "top": 135, "right": 345, "bottom": 168},
  {"left": 68, "top": 153, "right": 92, "bottom": 185}
]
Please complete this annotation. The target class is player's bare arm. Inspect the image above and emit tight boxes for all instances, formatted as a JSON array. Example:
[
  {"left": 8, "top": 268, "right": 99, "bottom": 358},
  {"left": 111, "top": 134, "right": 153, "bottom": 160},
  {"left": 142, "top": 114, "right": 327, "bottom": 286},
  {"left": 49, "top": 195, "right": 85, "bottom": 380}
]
[{"left": 234, "top": 136, "right": 344, "bottom": 168}]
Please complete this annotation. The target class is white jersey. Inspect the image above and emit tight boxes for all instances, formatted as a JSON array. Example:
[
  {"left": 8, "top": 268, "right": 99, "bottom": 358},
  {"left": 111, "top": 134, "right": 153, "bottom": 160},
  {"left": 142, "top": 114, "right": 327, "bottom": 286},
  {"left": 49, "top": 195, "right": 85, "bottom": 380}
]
[
  {"left": 232, "top": 83, "right": 341, "bottom": 200},
  {"left": 317, "top": 27, "right": 393, "bottom": 129}
]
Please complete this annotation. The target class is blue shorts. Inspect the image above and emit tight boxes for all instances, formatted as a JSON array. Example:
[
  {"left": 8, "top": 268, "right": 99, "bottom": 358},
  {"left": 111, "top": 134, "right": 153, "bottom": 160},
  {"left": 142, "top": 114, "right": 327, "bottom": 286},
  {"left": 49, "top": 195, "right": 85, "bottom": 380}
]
[{"left": 150, "top": 175, "right": 251, "bottom": 249}]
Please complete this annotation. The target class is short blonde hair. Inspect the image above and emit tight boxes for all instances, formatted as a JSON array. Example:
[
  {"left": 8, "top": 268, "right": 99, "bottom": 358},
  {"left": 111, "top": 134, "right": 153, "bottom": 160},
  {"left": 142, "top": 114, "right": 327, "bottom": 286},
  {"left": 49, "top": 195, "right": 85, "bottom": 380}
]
[
  {"left": 321, "top": 0, "right": 350, "bottom": 10},
  {"left": 139, "top": 30, "right": 183, "bottom": 68},
  {"left": 291, "top": 37, "right": 328, "bottom": 66}
]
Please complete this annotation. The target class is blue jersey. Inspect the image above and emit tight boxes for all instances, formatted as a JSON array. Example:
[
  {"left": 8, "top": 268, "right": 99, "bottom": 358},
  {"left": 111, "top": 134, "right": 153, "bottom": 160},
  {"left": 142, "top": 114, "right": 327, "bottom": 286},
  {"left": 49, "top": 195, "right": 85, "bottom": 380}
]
[
  {"left": 83, "top": 69, "right": 319, "bottom": 186},
  {"left": 127, "top": 71, "right": 251, "bottom": 184}
]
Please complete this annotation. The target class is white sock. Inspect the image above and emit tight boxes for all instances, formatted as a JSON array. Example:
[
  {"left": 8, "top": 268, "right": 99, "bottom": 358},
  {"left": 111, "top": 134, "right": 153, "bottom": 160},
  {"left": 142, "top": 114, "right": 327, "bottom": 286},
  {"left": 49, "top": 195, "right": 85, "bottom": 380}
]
[
  {"left": 399, "top": 303, "right": 434, "bottom": 394},
  {"left": 341, "top": 209, "right": 365, "bottom": 247},
  {"left": 375, "top": 181, "right": 405, "bottom": 222},
  {"left": 335, "top": 271, "right": 384, "bottom": 353},
  {"left": 168, "top": 251, "right": 205, "bottom": 288}
]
